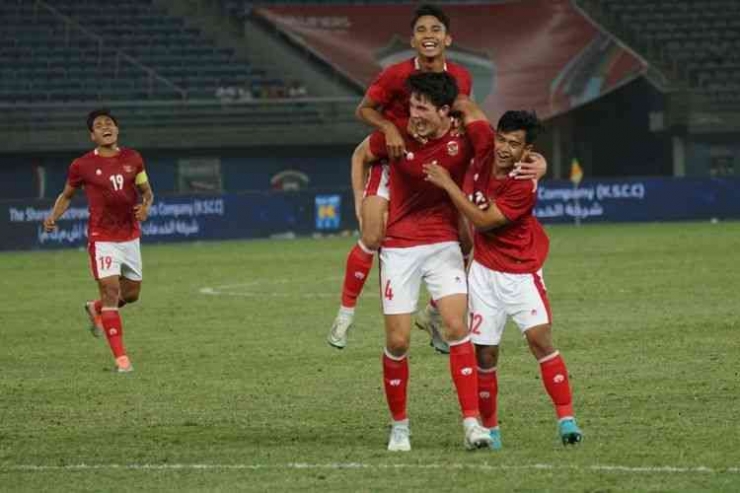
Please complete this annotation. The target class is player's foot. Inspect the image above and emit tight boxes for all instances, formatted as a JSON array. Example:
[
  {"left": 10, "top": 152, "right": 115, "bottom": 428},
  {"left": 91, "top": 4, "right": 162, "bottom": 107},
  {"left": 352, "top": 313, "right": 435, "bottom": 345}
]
[
  {"left": 115, "top": 356, "right": 133, "bottom": 373},
  {"left": 464, "top": 422, "right": 493, "bottom": 451},
  {"left": 558, "top": 418, "right": 583, "bottom": 446},
  {"left": 83, "top": 301, "right": 103, "bottom": 338},
  {"left": 387, "top": 423, "right": 411, "bottom": 452},
  {"left": 327, "top": 313, "right": 353, "bottom": 349},
  {"left": 489, "top": 427, "right": 503, "bottom": 450},
  {"left": 414, "top": 304, "right": 449, "bottom": 354}
]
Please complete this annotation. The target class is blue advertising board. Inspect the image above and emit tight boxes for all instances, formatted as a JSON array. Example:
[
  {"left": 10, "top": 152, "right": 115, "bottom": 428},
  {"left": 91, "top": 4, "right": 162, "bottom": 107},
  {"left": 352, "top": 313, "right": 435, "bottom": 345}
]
[{"left": 1, "top": 178, "right": 738, "bottom": 251}]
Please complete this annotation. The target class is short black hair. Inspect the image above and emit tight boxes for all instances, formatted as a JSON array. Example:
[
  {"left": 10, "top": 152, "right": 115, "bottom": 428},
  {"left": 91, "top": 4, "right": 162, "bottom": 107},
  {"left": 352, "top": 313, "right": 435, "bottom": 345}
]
[
  {"left": 497, "top": 110, "right": 542, "bottom": 144},
  {"left": 86, "top": 109, "right": 118, "bottom": 132},
  {"left": 406, "top": 72, "right": 458, "bottom": 110},
  {"left": 411, "top": 4, "right": 450, "bottom": 32}
]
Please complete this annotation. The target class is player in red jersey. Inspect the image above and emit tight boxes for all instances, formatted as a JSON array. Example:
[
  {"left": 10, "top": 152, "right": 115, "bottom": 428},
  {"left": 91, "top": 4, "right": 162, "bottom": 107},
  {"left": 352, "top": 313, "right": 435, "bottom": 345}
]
[
  {"left": 354, "top": 72, "right": 495, "bottom": 451},
  {"left": 424, "top": 109, "right": 583, "bottom": 449},
  {"left": 43, "top": 109, "right": 154, "bottom": 373},
  {"left": 329, "top": 4, "right": 494, "bottom": 352}
]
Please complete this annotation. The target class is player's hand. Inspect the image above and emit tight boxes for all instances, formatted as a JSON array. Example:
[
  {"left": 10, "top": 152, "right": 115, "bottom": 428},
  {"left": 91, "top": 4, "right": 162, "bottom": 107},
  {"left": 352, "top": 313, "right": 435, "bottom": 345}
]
[
  {"left": 510, "top": 151, "right": 547, "bottom": 180},
  {"left": 383, "top": 124, "right": 406, "bottom": 160},
  {"left": 423, "top": 161, "right": 452, "bottom": 189},
  {"left": 133, "top": 204, "right": 150, "bottom": 221},
  {"left": 43, "top": 216, "right": 58, "bottom": 232}
]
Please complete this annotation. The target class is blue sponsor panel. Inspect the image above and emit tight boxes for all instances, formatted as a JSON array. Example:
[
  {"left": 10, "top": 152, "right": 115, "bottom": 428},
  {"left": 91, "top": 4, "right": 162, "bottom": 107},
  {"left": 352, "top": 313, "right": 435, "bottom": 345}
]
[
  {"left": 0, "top": 190, "right": 355, "bottom": 251},
  {"left": 534, "top": 178, "right": 740, "bottom": 224},
  {"left": 315, "top": 194, "right": 342, "bottom": 230}
]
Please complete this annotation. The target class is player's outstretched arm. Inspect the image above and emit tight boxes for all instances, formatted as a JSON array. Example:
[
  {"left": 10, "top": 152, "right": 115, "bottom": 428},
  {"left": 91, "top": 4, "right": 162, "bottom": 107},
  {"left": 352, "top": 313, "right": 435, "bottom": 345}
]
[
  {"left": 134, "top": 181, "right": 154, "bottom": 222},
  {"left": 423, "top": 163, "right": 509, "bottom": 231},
  {"left": 356, "top": 96, "right": 405, "bottom": 160},
  {"left": 43, "top": 184, "right": 77, "bottom": 231}
]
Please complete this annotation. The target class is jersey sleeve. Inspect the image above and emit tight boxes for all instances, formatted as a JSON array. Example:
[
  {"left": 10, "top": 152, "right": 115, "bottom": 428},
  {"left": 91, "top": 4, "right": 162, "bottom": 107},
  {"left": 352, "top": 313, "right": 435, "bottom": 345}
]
[
  {"left": 457, "top": 69, "right": 473, "bottom": 97},
  {"left": 66, "top": 159, "right": 83, "bottom": 188},
  {"left": 495, "top": 180, "right": 537, "bottom": 222},
  {"left": 132, "top": 151, "right": 148, "bottom": 185},
  {"left": 365, "top": 67, "right": 398, "bottom": 108},
  {"left": 368, "top": 131, "right": 388, "bottom": 160}
]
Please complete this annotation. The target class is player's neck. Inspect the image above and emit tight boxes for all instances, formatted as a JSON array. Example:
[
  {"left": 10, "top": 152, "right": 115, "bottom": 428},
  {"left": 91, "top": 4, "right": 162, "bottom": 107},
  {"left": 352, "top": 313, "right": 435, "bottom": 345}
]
[
  {"left": 415, "top": 55, "right": 446, "bottom": 73},
  {"left": 493, "top": 164, "right": 512, "bottom": 179},
  {"left": 430, "top": 118, "right": 452, "bottom": 140},
  {"left": 95, "top": 145, "right": 120, "bottom": 158}
]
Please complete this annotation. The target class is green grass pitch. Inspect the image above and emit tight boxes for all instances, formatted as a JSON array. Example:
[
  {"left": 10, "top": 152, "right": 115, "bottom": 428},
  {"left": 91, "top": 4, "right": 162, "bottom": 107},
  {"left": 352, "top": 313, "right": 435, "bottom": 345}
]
[{"left": 1, "top": 222, "right": 738, "bottom": 492}]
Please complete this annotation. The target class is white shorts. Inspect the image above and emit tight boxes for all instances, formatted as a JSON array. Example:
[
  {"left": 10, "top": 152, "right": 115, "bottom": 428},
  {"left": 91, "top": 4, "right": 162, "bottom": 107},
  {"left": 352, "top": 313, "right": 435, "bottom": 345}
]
[
  {"left": 467, "top": 260, "right": 551, "bottom": 346},
  {"left": 379, "top": 241, "right": 467, "bottom": 315},
  {"left": 88, "top": 238, "right": 143, "bottom": 281},
  {"left": 364, "top": 163, "right": 390, "bottom": 201}
]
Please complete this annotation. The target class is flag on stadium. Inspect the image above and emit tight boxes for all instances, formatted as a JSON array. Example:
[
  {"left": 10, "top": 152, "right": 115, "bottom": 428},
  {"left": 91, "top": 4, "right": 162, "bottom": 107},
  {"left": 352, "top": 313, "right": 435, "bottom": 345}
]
[{"left": 570, "top": 158, "right": 584, "bottom": 186}]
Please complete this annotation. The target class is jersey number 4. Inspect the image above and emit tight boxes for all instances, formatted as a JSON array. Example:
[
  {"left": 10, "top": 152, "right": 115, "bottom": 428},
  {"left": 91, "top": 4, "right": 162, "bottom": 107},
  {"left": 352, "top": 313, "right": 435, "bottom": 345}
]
[
  {"left": 384, "top": 280, "right": 394, "bottom": 301},
  {"left": 109, "top": 174, "right": 124, "bottom": 191}
]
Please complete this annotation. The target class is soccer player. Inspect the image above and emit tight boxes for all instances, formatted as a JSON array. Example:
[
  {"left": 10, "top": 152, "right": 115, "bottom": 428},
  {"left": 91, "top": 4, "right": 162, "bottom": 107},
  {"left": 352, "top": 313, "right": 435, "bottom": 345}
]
[
  {"left": 355, "top": 71, "right": 496, "bottom": 451},
  {"left": 329, "top": 4, "right": 474, "bottom": 352},
  {"left": 423, "top": 109, "right": 583, "bottom": 448},
  {"left": 43, "top": 109, "right": 153, "bottom": 373}
]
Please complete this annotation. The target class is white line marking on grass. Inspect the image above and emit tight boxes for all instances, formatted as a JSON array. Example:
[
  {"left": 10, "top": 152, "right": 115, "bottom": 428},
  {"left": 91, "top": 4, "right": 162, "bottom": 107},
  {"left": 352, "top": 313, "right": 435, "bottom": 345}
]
[
  {"left": 4, "top": 463, "right": 739, "bottom": 474},
  {"left": 199, "top": 277, "right": 379, "bottom": 299}
]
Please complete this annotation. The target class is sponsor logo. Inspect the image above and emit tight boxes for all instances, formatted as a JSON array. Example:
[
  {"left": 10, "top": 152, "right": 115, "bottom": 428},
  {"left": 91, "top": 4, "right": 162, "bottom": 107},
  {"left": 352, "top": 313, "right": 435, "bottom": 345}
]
[
  {"left": 447, "top": 141, "right": 459, "bottom": 156},
  {"left": 389, "top": 379, "right": 402, "bottom": 386},
  {"left": 554, "top": 374, "right": 565, "bottom": 383},
  {"left": 531, "top": 309, "right": 538, "bottom": 316},
  {"left": 96, "top": 169, "right": 102, "bottom": 175},
  {"left": 461, "top": 367, "right": 473, "bottom": 376},
  {"left": 354, "top": 271, "right": 366, "bottom": 280},
  {"left": 479, "top": 391, "right": 490, "bottom": 399},
  {"left": 108, "top": 328, "right": 118, "bottom": 336},
  {"left": 406, "top": 151, "right": 415, "bottom": 160},
  {"left": 455, "top": 276, "right": 461, "bottom": 283}
]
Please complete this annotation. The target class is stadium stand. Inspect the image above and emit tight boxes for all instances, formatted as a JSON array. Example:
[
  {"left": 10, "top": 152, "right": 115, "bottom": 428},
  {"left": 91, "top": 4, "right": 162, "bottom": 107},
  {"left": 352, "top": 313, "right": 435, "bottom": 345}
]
[
  {"left": 0, "top": 0, "right": 285, "bottom": 102},
  {"left": 579, "top": 0, "right": 740, "bottom": 107}
]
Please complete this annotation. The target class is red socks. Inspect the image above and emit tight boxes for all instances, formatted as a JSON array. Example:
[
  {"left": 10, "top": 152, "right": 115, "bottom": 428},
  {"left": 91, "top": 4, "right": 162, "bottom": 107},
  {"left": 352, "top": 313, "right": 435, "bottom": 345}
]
[
  {"left": 382, "top": 350, "right": 409, "bottom": 421},
  {"left": 93, "top": 299, "right": 126, "bottom": 313},
  {"left": 449, "top": 338, "right": 480, "bottom": 419},
  {"left": 100, "top": 308, "right": 126, "bottom": 359},
  {"left": 477, "top": 367, "right": 499, "bottom": 428},
  {"left": 539, "top": 351, "right": 574, "bottom": 419},
  {"left": 341, "top": 241, "right": 375, "bottom": 308}
]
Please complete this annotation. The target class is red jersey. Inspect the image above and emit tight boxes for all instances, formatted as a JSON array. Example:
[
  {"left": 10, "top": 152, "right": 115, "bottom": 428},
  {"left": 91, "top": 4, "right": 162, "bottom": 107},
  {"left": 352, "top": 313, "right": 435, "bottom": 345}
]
[
  {"left": 67, "top": 148, "right": 146, "bottom": 243},
  {"left": 366, "top": 57, "right": 473, "bottom": 127},
  {"left": 464, "top": 172, "right": 549, "bottom": 274},
  {"left": 370, "top": 120, "right": 493, "bottom": 248}
]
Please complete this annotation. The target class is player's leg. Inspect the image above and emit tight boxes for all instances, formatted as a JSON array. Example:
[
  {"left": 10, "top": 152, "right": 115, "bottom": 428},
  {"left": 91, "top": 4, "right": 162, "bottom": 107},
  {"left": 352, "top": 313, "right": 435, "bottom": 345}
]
[
  {"left": 379, "top": 246, "right": 420, "bottom": 452},
  {"left": 328, "top": 165, "right": 389, "bottom": 349},
  {"left": 468, "top": 259, "right": 506, "bottom": 449},
  {"left": 415, "top": 220, "right": 472, "bottom": 354},
  {"left": 425, "top": 243, "right": 491, "bottom": 450},
  {"left": 509, "top": 270, "right": 581, "bottom": 445}
]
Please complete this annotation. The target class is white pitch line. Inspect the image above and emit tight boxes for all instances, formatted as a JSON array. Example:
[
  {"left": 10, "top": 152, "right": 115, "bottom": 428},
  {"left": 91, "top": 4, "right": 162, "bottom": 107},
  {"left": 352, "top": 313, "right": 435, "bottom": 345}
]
[{"left": 3, "top": 463, "right": 739, "bottom": 474}]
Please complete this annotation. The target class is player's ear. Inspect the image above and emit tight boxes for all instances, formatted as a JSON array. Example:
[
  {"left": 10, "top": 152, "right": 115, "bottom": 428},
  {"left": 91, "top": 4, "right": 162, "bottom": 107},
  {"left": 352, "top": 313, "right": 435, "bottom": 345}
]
[
  {"left": 445, "top": 34, "right": 452, "bottom": 47},
  {"left": 89, "top": 132, "right": 96, "bottom": 143},
  {"left": 409, "top": 35, "right": 417, "bottom": 50}
]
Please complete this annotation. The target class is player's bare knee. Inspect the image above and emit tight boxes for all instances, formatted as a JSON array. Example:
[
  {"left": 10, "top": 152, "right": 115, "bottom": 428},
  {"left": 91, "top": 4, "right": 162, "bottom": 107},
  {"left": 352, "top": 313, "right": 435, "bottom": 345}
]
[
  {"left": 525, "top": 324, "right": 554, "bottom": 359},
  {"left": 443, "top": 319, "right": 467, "bottom": 342},
  {"left": 386, "top": 335, "right": 410, "bottom": 356},
  {"left": 361, "top": 230, "right": 383, "bottom": 251},
  {"left": 475, "top": 345, "right": 499, "bottom": 369}
]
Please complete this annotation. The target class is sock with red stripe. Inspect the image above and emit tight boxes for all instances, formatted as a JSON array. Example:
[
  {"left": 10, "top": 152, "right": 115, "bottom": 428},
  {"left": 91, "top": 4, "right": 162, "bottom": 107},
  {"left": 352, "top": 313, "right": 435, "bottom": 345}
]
[
  {"left": 340, "top": 241, "right": 375, "bottom": 308},
  {"left": 539, "top": 351, "right": 574, "bottom": 419},
  {"left": 477, "top": 366, "right": 499, "bottom": 428},
  {"left": 382, "top": 349, "right": 409, "bottom": 421},
  {"left": 449, "top": 337, "right": 480, "bottom": 419},
  {"left": 101, "top": 308, "right": 127, "bottom": 360}
]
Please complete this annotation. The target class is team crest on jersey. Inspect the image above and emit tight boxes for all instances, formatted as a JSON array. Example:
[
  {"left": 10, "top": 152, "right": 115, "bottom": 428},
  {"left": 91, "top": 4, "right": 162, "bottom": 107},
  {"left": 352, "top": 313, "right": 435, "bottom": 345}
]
[
  {"left": 96, "top": 169, "right": 102, "bottom": 175},
  {"left": 447, "top": 141, "right": 459, "bottom": 156}
]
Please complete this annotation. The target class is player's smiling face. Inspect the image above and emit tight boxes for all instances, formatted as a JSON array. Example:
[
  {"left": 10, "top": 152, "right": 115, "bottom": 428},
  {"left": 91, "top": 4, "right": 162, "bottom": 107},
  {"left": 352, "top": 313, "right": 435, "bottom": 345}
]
[
  {"left": 409, "top": 92, "right": 448, "bottom": 139},
  {"left": 495, "top": 130, "right": 531, "bottom": 169},
  {"left": 90, "top": 116, "right": 119, "bottom": 147},
  {"left": 411, "top": 15, "right": 451, "bottom": 59}
]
